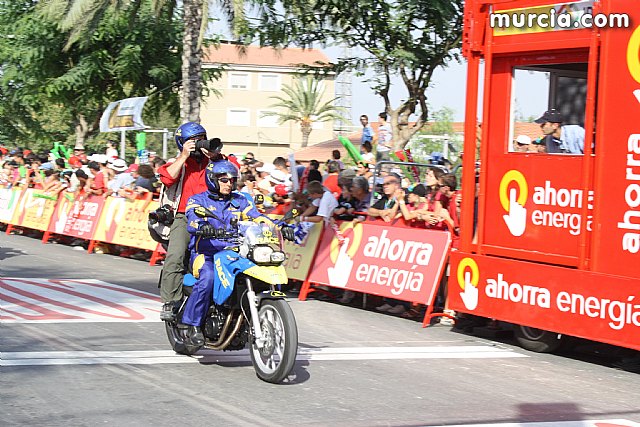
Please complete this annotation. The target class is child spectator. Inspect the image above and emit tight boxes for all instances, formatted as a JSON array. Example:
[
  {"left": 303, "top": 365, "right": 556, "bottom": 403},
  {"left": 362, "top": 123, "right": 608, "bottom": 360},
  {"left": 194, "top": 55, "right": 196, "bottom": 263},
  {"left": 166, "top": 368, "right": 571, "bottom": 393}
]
[
  {"left": 87, "top": 161, "right": 106, "bottom": 196},
  {"left": 360, "top": 141, "right": 375, "bottom": 165},
  {"left": 323, "top": 161, "right": 342, "bottom": 199},
  {"left": 299, "top": 180, "right": 338, "bottom": 224},
  {"left": 331, "top": 149, "right": 345, "bottom": 171},
  {"left": 397, "top": 184, "right": 429, "bottom": 227}
]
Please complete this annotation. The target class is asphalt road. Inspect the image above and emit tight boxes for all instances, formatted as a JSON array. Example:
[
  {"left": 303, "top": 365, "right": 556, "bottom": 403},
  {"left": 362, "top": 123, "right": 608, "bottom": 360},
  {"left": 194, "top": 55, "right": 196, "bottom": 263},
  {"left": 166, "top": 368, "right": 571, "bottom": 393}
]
[{"left": 1, "top": 231, "right": 639, "bottom": 427}]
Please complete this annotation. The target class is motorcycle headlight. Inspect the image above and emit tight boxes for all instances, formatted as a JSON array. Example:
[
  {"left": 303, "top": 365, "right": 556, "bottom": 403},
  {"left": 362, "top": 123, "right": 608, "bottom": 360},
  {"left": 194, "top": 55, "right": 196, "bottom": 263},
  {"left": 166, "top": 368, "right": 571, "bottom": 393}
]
[
  {"left": 270, "top": 251, "right": 285, "bottom": 263},
  {"left": 251, "top": 246, "right": 274, "bottom": 264}
]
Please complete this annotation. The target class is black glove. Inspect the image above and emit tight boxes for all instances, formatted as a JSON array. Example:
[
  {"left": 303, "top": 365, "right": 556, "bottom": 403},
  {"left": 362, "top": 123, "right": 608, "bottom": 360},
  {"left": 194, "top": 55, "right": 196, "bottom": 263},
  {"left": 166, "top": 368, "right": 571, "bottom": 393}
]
[
  {"left": 280, "top": 225, "right": 295, "bottom": 242},
  {"left": 198, "top": 223, "right": 217, "bottom": 238}
]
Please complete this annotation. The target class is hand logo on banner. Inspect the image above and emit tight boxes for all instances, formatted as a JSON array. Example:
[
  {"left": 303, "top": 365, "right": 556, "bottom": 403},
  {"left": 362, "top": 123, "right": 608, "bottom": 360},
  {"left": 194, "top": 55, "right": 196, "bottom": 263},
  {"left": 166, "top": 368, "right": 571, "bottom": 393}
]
[
  {"left": 499, "top": 170, "right": 528, "bottom": 237},
  {"left": 457, "top": 258, "right": 480, "bottom": 311},
  {"left": 327, "top": 237, "right": 353, "bottom": 287},
  {"left": 503, "top": 188, "right": 527, "bottom": 237}
]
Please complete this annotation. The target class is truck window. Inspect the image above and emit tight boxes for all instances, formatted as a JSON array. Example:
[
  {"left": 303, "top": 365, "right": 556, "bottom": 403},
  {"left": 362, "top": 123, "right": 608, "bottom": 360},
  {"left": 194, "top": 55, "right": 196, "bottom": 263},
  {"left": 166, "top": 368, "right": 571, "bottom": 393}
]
[{"left": 510, "top": 64, "right": 588, "bottom": 155}]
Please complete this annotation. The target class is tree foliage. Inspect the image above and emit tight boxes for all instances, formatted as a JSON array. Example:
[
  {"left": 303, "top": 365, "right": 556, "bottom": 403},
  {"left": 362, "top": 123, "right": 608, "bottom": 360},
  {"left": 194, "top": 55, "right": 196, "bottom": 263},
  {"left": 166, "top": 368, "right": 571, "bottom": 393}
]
[
  {"left": 0, "top": 0, "right": 183, "bottom": 152},
  {"left": 47, "top": 0, "right": 251, "bottom": 125},
  {"left": 263, "top": 76, "right": 347, "bottom": 147},
  {"left": 253, "top": 0, "right": 463, "bottom": 149}
]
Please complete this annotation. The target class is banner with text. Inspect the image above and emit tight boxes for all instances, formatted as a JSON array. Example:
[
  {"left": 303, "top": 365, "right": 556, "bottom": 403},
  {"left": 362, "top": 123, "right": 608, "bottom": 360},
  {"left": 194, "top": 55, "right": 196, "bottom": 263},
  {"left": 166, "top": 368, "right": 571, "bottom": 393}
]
[
  {"left": 449, "top": 252, "right": 640, "bottom": 351},
  {"left": 48, "top": 195, "right": 106, "bottom": 239},
  {"left": 307, "top": 221, "right": 451, "bottom": 304},
  {"left": 10, "top": 189, "right": 58, "bottom": 231},
  {"left": 93, "top": 197, "right": 158, "bottom": 250},
  {"left": 99, "top": 96, "right": 148, "bottom": 132},
  {"left": 283, "top": 222, "right": 323, "bottom": 281}
]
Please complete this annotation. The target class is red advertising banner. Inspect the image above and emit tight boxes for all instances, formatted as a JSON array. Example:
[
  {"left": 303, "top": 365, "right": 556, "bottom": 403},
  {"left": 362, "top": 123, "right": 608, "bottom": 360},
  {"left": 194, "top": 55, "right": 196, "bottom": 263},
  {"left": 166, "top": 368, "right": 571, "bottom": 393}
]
[
  {"left": 448, "top": 252, "right": 640, "bottom": 351},
  {"left": 589, "top": 1, "right": 640, "bottom": 278},
  {"left": 48, "top": 195, "right": 106, "bottom": 239},
  {"left": 307, "top": 221, "right": 451, "bottom": 304}
]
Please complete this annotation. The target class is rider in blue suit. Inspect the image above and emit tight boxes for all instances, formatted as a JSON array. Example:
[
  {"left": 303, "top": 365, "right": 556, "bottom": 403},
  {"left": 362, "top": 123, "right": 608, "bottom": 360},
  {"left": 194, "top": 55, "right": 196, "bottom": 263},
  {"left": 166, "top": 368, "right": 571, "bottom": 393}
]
[{"left": 181, "top": 159, "right": 293, "bottom": 346}]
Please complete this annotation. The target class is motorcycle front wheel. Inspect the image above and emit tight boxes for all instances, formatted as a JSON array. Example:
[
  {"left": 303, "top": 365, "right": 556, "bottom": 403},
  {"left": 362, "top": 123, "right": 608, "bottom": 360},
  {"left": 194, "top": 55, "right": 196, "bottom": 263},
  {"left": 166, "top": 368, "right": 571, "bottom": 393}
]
[{"left": 249, "top": 299, "right": 298, "bottom": 383}]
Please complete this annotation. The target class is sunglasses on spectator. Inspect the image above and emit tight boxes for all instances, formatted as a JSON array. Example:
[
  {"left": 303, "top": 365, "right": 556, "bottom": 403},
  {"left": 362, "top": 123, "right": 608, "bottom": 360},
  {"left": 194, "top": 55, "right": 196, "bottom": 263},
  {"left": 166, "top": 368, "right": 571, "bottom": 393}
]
[
  {"left": 218, "top": 177, "right": 236, "bottom": 183},
  {"left": 383, "top": 180, "right": 399, "bottom": 186}
]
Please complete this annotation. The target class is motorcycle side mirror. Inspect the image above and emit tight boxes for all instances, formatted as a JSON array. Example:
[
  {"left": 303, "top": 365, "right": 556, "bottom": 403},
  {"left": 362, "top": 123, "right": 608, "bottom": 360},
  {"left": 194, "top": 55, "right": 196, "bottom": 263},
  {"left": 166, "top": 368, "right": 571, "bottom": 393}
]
[
  {"left": 194, "top": 206, "right": 211, "bottom": 218},
  {"left": 254, "top": 194, "right": 264, "bottom": 205},
  {"left": 195, "top": 206, "right": 220, "bottom": 221},
  {"left": 282, "top": 208, "right": 300, "bottom": 222}
]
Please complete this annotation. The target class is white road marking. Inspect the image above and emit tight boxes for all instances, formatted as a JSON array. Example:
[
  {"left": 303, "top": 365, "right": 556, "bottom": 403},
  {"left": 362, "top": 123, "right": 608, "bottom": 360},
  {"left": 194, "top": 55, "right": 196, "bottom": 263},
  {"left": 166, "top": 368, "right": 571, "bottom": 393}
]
[
  {"left": 436, "top": 421, "right": 640, "bottom": 427},
  {"left": 0, "top": 278, "right": 160, "bottom": 323},
  {"left": 0, "top": 345, "right": 527, "bottom": 366}
]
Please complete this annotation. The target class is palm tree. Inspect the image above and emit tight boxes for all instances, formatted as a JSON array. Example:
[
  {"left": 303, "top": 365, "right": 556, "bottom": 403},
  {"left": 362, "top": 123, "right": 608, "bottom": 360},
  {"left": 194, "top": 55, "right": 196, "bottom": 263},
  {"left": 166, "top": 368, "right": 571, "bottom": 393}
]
[
  {"left": 39, "top": 0, "right": 246, "bottom": 124},
  {"left": 263, "top": 76, "right": 347, "bottom": 148}
]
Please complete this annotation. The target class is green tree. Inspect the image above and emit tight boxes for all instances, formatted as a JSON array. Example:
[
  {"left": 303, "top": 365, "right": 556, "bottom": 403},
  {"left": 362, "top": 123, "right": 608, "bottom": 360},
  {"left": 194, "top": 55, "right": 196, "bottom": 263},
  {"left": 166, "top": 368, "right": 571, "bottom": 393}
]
[
  {"left": 255, "top": 0, "right": 463, "bottom": 150},
  {"left": 0, "top": 0, "right": 182, "bottom": 151},
  {"left": 262, "top": 76, "right": 347, "bottom": 148},
  {"left": 43, "top": 0, "right": 249, "bottom": 124},
  {"left": 425, "top": 106, "right": 455, "bottom": 135}
]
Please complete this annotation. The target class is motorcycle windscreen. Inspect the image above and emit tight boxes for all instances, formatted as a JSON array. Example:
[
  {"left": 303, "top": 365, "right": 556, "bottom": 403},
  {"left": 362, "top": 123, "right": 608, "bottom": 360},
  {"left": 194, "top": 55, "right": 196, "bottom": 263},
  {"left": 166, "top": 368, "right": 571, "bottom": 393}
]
[{"left": 212, "top": 250, "right": 254, "bottom": 305}]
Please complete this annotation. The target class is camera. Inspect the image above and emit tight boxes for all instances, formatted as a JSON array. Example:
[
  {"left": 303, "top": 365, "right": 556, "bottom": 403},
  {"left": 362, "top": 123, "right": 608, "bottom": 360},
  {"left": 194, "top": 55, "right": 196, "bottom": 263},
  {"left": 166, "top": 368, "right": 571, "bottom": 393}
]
[
  {"left": 149, "top": 204, "right": 174, "bottom": 225},
  {"left": 194, "top": 137, "right": 223, "bottom": 153}
]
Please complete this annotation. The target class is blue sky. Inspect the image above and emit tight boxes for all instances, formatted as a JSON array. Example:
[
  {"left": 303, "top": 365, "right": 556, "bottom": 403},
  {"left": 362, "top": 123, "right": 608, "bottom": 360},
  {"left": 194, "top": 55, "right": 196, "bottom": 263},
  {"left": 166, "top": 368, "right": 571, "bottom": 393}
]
[{"left": 323, "top": 47, "right": 549, "bottom": 126}]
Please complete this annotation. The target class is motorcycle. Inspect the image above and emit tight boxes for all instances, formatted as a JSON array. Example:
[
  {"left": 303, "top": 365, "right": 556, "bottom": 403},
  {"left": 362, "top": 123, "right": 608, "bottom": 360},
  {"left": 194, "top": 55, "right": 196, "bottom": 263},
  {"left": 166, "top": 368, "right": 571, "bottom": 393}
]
[{"left": 164, "top": 206, "right": 300, "bottom": 384}]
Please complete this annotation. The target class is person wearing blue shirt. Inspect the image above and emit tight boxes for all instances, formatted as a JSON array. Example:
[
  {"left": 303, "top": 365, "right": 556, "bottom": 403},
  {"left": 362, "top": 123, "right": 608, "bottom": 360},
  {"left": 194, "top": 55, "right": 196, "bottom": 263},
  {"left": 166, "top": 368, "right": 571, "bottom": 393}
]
[
  {"left": 535, "top": 109, "right": 585, "bottom": 154},
  {"left": 181, "top": 159, "right": 293, "bottom": 346},
  {"left": 360, "top": 114, "right": 375, "bottom": 148}
]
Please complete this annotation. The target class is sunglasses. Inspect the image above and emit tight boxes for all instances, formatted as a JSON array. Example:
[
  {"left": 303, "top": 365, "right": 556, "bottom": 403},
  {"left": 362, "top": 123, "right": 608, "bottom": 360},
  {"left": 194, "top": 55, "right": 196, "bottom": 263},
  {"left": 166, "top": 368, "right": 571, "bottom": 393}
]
[
  {"left": 383, "top": 181, "right": 399, "bottom": 186},
  {"left": 218, "top": 177, "right": 236, "bottom": 184}
]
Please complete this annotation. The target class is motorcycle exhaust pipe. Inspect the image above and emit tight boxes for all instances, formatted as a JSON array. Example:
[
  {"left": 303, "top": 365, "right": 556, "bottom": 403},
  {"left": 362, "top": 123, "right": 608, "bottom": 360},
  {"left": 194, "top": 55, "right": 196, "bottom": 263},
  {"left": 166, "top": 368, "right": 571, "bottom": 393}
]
[{"left": 204, "top": 313, "right": 244, "bottom": 351}]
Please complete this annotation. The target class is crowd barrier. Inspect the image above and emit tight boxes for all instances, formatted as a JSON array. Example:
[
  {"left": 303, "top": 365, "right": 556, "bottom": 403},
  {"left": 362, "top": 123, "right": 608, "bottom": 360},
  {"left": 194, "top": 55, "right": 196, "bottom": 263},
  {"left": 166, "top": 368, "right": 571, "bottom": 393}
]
[
  {"left": 1, "top": 188, "right": 453, "bottom": 326},
  {"left": 0, "top": 187, "right": 165, "bottom": 265},
  {"left": 296, "top": 220, "right": 452, "bottom": 326}
]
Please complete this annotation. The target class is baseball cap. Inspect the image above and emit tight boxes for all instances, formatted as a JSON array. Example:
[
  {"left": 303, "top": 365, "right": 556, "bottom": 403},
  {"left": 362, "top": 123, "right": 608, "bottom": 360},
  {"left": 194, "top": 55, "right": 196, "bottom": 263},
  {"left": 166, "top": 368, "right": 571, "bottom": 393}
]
[
  {"left": 514, "top": 135, "right": 532, "bottom": 145},
  {"left": 534, "top": 109, "right": 564, "bottom": 124},
  {"left": 274, "top": 184, "right": 288, "bottom": 197},
  {"left": 256, "top": 163, "right": 276, "bottom": 173},
  {"left": 409, "top": 183, "right": 427, "bottom": 197}
]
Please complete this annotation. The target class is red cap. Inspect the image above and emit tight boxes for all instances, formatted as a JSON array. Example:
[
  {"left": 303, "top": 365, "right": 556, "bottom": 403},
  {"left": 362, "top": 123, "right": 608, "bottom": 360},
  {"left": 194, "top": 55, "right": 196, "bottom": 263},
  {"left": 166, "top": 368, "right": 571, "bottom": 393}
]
[
  {"left": 126, "top": 163, "right": 139, "bottom": 173},
  {"left": 274, "top": 184, "right": 288, "bottom": 197},
  {"left": 68, "top": 156, "right": 82, "bottom": 168},
  {"left": 227, "top": 154, "right": 241, "bottom": 170}
]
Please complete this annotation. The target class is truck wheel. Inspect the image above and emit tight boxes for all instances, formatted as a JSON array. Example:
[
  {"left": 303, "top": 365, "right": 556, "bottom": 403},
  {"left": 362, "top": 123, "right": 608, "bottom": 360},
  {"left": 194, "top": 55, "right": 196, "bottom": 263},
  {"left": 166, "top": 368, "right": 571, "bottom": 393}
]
[{"left": 514, "top": 325, "right": 565, "bottom": 353}]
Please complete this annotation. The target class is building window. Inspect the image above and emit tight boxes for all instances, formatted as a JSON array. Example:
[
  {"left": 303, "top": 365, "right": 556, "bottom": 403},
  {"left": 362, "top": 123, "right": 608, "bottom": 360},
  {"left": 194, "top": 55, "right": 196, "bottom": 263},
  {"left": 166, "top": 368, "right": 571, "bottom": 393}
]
[
  {"left": 228, "top": 72, "right": 250, "bottom": 90},
  {"left": 259, "top": 74, "right": 281, "bottom": 91},
  {"left": 227, "top": 108, "right": 250, "bottom": 126},
  {"left": 257, "top": 110, "right": 279, "bottom": 128}
]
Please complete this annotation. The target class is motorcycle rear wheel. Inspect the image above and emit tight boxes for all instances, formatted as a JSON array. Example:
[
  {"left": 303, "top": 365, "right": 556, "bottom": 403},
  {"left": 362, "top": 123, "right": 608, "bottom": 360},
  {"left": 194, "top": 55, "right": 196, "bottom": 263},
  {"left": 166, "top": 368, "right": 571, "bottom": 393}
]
[
  {"left": 165, "top": 321, "right": 200, "bottom": 356},
  {"left": 249, "top": 299, "right": 298, "bottom": 383}
]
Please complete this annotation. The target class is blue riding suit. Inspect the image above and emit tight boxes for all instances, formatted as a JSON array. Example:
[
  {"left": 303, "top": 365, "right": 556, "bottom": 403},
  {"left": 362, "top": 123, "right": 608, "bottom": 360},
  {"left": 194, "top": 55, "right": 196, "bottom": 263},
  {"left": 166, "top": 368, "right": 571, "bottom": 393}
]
[{"left": 181, "top": 190, "right": 273, "bottom": 326}]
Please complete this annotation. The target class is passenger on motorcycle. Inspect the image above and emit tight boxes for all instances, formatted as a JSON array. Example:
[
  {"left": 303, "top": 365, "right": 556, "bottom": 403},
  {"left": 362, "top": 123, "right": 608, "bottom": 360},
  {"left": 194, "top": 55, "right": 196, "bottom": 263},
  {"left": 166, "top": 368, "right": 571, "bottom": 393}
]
[{"left": 182, "top": 159, "right": 294, "bottom": 346}]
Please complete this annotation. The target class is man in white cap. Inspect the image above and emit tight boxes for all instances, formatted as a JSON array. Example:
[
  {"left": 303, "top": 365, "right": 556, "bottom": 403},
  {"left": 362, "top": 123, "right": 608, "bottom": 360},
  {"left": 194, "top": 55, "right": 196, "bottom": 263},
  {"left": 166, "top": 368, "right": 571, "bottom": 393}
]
[
  {"left": 106, "top": 158, "right": 134, "bottom": 196},
  {"left": 255, "top": 162, "right": 276, "bottom": 196},
  {"left": 512, "top": 135, "right": 531, "bottom": 153}
]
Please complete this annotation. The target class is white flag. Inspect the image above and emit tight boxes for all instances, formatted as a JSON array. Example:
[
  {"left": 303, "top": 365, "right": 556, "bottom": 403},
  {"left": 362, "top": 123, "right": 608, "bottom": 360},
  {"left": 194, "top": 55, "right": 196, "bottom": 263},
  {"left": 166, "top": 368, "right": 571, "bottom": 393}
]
[{"left": 99, "top": 97, "right": 148, "bottom": 132}]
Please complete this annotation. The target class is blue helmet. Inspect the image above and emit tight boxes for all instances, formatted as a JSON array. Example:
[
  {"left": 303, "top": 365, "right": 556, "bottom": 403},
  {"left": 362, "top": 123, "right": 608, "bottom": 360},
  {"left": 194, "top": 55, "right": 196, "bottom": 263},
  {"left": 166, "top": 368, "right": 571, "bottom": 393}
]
[
  {"left": 205, "top": 160, "right": 239, "bottom": 194},
  {"left": 175, "top": 122, "right": 207, "bottom": 151}
]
